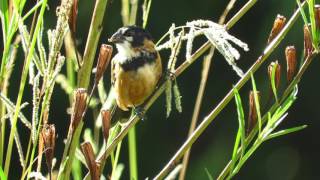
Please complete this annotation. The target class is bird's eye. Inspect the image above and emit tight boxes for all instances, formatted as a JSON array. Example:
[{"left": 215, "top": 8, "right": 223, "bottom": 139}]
[{"left": 124, "top": 30, "right": 135, "bottom": 37}]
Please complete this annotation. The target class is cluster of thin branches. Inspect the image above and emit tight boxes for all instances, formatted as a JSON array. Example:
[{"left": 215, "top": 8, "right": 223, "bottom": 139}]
[{"left": 0, "top": 0, "right": 319, "bottom": 179}]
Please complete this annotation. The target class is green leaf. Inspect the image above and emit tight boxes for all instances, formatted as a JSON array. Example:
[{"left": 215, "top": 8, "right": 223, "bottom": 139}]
[
  {"left": 0, "top": 165, "right": 7, "bottom": 180},
  {"left": 22, "top": 0, "right": 44, "bottom": 21},
  {"left": 231, "top": 128, "right": 241, "bottom": 173},
  {"left": 0, "top": 0, "right": 9, "bottom": 41},
  {"left": 71, "top": 158, "right": 83, "bottom": 180},
  {"left": 113, "top": 164, "right": 125, "bottom": 180},
  {"left": 270, "top": 62, "right": 279, "bottom": 102},
  {"left": 270, "top": 86, "right": 297, "bottom": 125},
  {"left": 296, "top": 0, "right": 309, "bottom": 26},
  {"left": 265, "top": 125, "right": 307, "bottom": 141},
  {"left": 232, "top": 88, "right": 246, "bottom": 157},
  {"left": 250, "top": 73, "right": 262, "bottom": 134},
  {"left": 307, "top": 0, "right": 318, "bottom": 47}
]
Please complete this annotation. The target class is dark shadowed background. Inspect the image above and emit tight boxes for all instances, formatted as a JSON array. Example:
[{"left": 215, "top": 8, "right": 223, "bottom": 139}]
[{"left": 4, "top": 0, "right": 320, "bottom": 179}]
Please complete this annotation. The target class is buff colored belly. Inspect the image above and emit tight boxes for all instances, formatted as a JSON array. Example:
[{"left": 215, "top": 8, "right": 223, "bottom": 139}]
[{"left": 115, "top": 59, "right": 162, "bottom": 111}]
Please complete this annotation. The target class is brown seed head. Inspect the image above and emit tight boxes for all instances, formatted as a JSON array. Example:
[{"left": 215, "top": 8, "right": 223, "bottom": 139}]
[
  {"left": 95, "top": 44, "right": 113, "bottom": 84},
  {"left": 68, "top": 0, "right": 79, "bottom": 33},
  {"left": 71, "top": 88, "right": 88, "bottom": 130},
  {"left": 304, "top": 24, "right": 313, "bottom": 58},
  {"left": 315, "top": 5, "right": 320, "bottom": 30},
  {"left": 268, "top": 61, "right": 281, "bottom": 89},
  {"left": 101, "top": 109, "right": 111, "bottom": 144},
  {"left": 41, "top": 124, "right": 56, "bottom": 172},
  {"left": 247, "top": 91, "right": 260, "bottom": 135},
  {"left": 268, "top": 15, "right": 286, "bottom": 44},
  {"left": 81, "top": 142, "right": 100, "bottom": 180},
  {"left": 285, "top": 46, "right": 297, "bottom": 82}
]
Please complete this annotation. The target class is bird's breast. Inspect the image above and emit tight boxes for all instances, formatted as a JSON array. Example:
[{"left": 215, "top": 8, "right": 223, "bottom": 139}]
[{"left": 113, "top": 53, "right": 162, "bottom": 111}]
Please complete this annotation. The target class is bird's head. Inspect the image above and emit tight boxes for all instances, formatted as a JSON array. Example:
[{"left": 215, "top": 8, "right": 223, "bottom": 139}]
[{"left": 109, "top": 26, "right": 154, "bottom": 58}]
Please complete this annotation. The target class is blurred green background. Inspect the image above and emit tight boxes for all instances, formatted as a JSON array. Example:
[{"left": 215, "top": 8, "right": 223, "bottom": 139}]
[{"left": 4, "top": 0, "right": 320, "bottom": 179}]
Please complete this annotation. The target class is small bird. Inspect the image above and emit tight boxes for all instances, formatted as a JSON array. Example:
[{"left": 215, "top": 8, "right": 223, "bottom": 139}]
[{"left": 109, "top": 26, "right": 162, "bottom": 111}]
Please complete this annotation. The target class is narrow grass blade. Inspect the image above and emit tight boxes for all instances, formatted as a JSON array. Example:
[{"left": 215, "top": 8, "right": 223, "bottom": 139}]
[
  {"left": 250, "top": 73, "right": 262, "bottom": 134},
  {"left": 231, "top": 87, "right": 246, "bottom": 172},
  {"left": 296, "top": 0, "right": 309, "bottom": 25},
  {"left": 112, "top": 164, "right": 125, "bottom": 180},
  {"left": 265, "top": 125, "right": 307, "bottom": 141},
  {"left": 22, "top": 0, "right": 44, "bottom": 21},
  {"left": 270, "top": 62, "right": 279, "bottom": 102},
  {"left": 0, "top": 0, "right": 9, "bottom": 41},
  {"left": 0, "top": 165, "right": 7, "bottom": 180},
  {"left": 307, "top": 0, "right": 318, "bottom": 46}
]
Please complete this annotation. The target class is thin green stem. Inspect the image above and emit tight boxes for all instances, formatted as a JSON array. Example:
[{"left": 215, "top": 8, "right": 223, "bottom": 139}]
[
  {"left": 21, "top": 136, "right": 32, "bottom": 177},
  {"left": 229, "top": 137, "right": 263, "bottom": 178},
  {"left": 67, "top": 54, "right": 75, "bottom": 102},
  {"left": 129, "top": 0, "right": 138, "bottom": 25},
  {"left": 128, "top": 126, "right": 138, "bottom": 180},
  {"left": 64, "top": 122, "right": 84, "bottom": 179},
  {"left": 3, "top": 0, "right": 48, "bottom": 175},
  {"left": 77, "top": 0, "right": 110, "bottom": 88},
  {"left": 111, "top": 139, "right": 123, "bottom": 179}
]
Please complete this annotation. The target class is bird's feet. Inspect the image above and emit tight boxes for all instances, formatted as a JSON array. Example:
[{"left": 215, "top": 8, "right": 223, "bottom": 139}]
[
  {"left": 133, "top": 106, "right": 147, "bottom": 121},
  {"left": 164, "top": 69, "right": 176, "bottom": 81}
]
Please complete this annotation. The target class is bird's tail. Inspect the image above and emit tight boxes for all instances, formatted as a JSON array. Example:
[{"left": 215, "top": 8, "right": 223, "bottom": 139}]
[
  {"left": 103, "top": 88, "right": 131, "bottom": 125},
  {"left": 111, "top": 105, "right": 131, "bottom": 124}
]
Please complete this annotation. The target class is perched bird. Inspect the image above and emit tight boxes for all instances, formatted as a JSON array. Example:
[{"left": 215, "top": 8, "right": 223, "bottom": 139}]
[{"left": 109, "top": 26, "right": 162, "bottom": 111}]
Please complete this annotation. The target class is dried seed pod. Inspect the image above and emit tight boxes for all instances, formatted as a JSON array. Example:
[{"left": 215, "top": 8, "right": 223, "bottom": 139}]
[
  {"left": 304, "top": 24, "right": 313, "bottom": 58},
  {"left": 315, "top": 5, "right": 320, "bottom": 30},
  {"left": 101, "top": 109, "right": 111, "bottom": 144},
  {"left": 41, "top": 124, "right": 56, "bottom": 173},
  {"left": 95, "top": 44, "right": 113, "bottom": 84},
  {"left": 285, "top": 46, "right": 297, "bottom": 82},
  {"left": 268, "top": 61, "right": 281, "bottom": 89},
  {"left": 247, "top": 91, "right": 260, "bottom": 134},
  {"left": 81, "top": 142, "right": 100, "bottom": 180},
  {"left": 69, "top": 0, "right": 79, "bottom": 33},
  {"left": 70, "top": 88, "right": 88, "bottom": 131},
  {"left": 267, "top": 15, "right": 286, "bottom": 44}
]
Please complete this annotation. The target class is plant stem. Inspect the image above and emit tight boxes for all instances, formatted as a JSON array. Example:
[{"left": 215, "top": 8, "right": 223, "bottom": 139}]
[
  {"left": 179, "top": 48, "right": 214, "bottom": 180},
  {"left": 179, "top": 0, "right": 237, "bottom": 179},
  {"left": 129, "top": 0, "right": 138, "bottom": 25},
  {"left": 3, "top": 0, "right": 48, "bottom": 175},
  {"left": 128, "top": 126, "right": 138, "bottom": 180},
  {"left": 77, "top": 0, "right": 109, "bottom": 88},
  {"left": 111, "top": 139, "right": 123, "bottom": 179},
  {"left": 154, "top": 2, "right": 304, "bottom": 179}
]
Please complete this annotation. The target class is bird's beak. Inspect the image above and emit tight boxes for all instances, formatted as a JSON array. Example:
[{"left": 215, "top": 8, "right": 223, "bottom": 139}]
[{"left": 108, "top": 31, "right": 125, "bottom": 43}]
